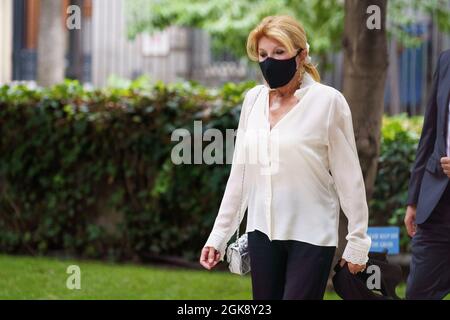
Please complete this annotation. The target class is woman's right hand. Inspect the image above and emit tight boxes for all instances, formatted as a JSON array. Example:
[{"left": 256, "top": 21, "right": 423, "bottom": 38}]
[{"left": 199, "top": 246, "right": 221, "bottom": 270}]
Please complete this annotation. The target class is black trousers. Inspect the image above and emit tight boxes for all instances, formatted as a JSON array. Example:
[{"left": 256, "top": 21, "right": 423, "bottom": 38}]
[
  {"left": 247, "top": 229, "right": 336, "bottom": 300},
  {"left": 406, "top": 181, "right": 450, "bottom": 300}
]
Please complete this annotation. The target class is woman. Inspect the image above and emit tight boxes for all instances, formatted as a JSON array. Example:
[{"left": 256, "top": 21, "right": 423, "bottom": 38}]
[{"left": 199, "top": 15, "right": 371, "bottom": 300}]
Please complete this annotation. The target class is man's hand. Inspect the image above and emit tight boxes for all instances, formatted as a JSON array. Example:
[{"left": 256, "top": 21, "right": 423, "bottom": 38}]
[
  {"left": 441, "top": 157, "right": 450, "bottom": 178},
  {"left": 404, "top": 205, "right": 417, "bottom": 237}
]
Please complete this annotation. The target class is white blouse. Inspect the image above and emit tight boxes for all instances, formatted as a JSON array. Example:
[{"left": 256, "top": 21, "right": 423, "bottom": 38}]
[
  {"left": 204, "top": 72, "right": 371, "bottom": 265},
  {"left": 447, "top": 101, "right": 450, "bottom": 156}
]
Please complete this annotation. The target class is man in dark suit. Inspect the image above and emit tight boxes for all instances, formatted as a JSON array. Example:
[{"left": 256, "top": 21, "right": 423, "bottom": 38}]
[{"left": 404, "top": 49, "right": 450, "bottom": 300}]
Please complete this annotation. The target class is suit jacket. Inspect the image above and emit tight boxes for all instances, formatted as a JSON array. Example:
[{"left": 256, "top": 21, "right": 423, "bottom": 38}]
[{"left": 407, "top": 49, "right": 450, "bottom": 224}]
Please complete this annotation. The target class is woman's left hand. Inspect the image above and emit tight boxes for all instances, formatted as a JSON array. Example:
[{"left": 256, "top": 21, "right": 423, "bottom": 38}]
[{"left": 340, "top": 258, "right": 366, "bottom": 274}]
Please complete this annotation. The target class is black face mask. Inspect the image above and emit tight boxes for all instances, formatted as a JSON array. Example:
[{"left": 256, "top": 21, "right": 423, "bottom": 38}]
[{"left": 259, "top": 49, "right": 302, "bottom": 89}]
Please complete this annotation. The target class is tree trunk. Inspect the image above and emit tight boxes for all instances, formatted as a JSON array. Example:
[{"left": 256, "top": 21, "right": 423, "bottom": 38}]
[
  {"left": 37, "top": 0, "right": 67, "bottom": 86},
  {"left": 337, "top": 0, "right": 388, "bottom": 259}
]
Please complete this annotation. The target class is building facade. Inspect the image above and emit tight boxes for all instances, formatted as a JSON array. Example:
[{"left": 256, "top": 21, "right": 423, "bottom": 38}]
[{"left": 0, "top": 0, "right": 13, "bottom": 84}]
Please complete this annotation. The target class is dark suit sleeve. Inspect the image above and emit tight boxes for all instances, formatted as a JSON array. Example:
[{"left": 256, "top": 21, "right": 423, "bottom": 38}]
[{"left": 406, "top": 53, "right": 442, "bottom": 206}]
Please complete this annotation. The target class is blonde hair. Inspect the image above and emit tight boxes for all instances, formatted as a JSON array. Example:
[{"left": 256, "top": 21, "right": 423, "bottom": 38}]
[{"left": 246, "top": 15, "right": 320, "bottom": 82}]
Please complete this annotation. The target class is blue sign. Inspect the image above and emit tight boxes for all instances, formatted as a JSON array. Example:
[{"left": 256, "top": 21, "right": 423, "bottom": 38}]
[{"left": 367, "top": 226, "right": 400, "bottom": 255}]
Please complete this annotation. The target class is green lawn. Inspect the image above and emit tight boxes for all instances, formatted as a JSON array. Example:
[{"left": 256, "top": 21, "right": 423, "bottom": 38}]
[{"left": 0, "top": 254, "right": 413, "bottom": 300}]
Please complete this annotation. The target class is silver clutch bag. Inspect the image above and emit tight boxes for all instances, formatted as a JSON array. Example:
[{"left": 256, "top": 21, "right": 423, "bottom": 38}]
[{"left": 226, "top": 233, "right": 250, "bottom": 275}]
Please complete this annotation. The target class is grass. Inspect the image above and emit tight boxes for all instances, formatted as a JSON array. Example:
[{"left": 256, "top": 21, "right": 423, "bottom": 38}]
[
  {"left": 0, "top": 254, "right": 433, "bottom": 300},
  {"left": 0, "top": 254, "right": 337, "bottom": 300},
  {"left": 0, "top": 254, "right": 248, "bottom": 300}
]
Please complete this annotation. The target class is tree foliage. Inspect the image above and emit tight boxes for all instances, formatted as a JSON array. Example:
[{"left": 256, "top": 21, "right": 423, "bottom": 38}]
[{"left": 125, "top": 0, "right": 450, "bottom": 59}]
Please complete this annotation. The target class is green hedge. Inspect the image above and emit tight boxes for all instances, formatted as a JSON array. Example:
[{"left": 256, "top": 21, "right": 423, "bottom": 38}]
[
  {"left": 0, "top": 79, "right": 422, "bottom": 260},
  {"left": 0, "top": 78, "right": 256, "bottom": 261}
]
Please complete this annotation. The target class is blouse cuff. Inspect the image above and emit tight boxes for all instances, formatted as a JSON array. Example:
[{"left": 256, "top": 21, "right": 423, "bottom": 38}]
[
  {"left": 342, "top": 241, "right": 370, "bottom": 265},
  {"left": 204, "top": 231, "right": 227, "bottom": 262}
]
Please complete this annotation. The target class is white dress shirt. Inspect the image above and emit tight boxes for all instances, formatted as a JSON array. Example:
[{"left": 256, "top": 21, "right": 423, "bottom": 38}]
[
  {"left": 447, "top": 101, "right": 450, "bottom": 157},
  {"left": 204, "top": 72, "right": 372, "bottom": 265}
]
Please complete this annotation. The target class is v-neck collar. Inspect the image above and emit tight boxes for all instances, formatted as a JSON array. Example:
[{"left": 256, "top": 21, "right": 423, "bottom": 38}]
[{"left": 264, "top": 72, "right": 318, "bottom": 132}]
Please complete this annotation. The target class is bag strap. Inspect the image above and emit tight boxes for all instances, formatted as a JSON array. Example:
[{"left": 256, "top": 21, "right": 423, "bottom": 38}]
[{"left": 234, "top": 85, "right": 264, "bottom": 240}]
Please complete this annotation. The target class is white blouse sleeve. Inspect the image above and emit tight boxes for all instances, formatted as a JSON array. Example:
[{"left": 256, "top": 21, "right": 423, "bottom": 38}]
[
  {"left": 327, "top": 91, "right": 372, "bottom": 265},
  {"left": 203, "top": 86, "right": 259, "bottom": 261}
]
